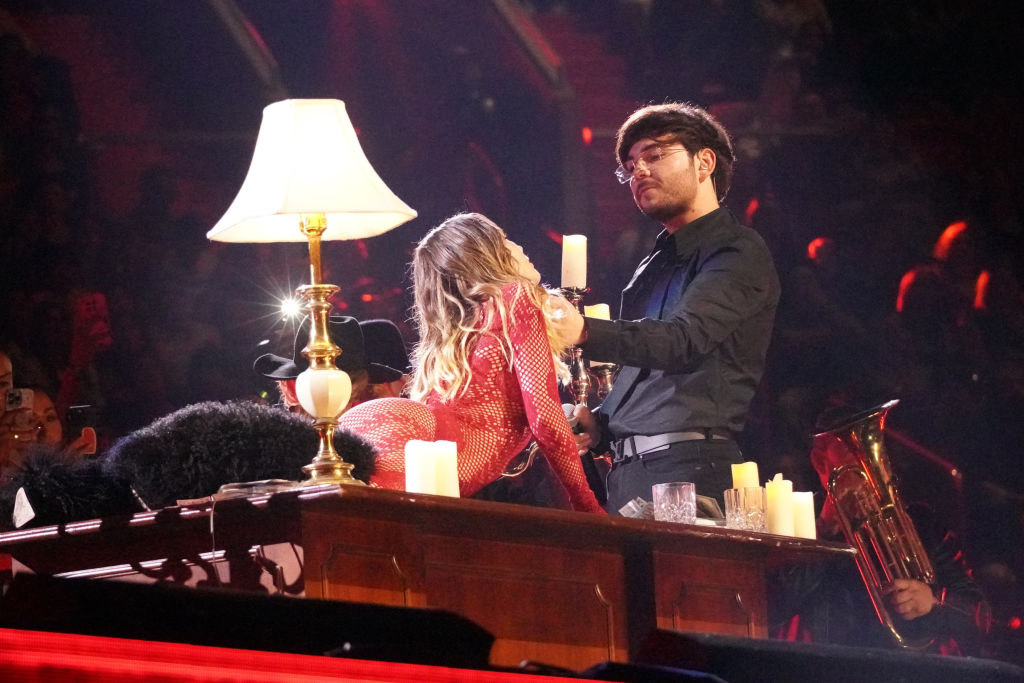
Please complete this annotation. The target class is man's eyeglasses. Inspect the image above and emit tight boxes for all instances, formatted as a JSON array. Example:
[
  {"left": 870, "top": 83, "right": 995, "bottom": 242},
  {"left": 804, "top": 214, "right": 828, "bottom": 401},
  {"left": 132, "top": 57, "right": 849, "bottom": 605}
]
[{"left": 614, "top": 145, "right": 688, "bottom": 184}]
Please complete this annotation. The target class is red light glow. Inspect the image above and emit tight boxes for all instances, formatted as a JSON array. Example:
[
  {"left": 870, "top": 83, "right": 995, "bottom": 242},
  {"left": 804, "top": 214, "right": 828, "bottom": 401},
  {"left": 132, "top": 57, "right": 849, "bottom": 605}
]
[
  {"left": 895, "top": 269, "right": 917, "bottom": 313},
  {"left": 974, "top": 269, "right": 990, "bottom": 310},
  {"left": 933, "top": 220, "right": 968, "bottom": 261},
  {"left": 745, "top": 197, "right": 760, "bottom": 224}
]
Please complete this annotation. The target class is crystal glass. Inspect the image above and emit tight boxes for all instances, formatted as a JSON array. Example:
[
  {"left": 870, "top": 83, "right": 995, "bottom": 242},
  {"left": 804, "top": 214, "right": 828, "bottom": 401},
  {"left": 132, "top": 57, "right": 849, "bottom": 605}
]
[
  {"left": 725, "top": 486, "right": 767, "bottom": 532},
  {"left": 651, "top": 481, "right": 697, "bottom": 524}
]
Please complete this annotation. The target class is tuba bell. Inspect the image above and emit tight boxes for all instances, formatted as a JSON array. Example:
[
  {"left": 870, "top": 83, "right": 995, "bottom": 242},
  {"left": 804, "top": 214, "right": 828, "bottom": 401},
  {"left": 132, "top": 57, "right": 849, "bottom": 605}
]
[{"left": 810, "top": 399, "right": 936, "bottom": 649}]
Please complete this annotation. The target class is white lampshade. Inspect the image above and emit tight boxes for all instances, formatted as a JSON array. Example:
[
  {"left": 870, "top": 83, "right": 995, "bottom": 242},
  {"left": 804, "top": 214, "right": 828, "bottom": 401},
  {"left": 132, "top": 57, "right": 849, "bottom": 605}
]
[{"left": 208, "top": 98, "right": 417, "bottom": 243}]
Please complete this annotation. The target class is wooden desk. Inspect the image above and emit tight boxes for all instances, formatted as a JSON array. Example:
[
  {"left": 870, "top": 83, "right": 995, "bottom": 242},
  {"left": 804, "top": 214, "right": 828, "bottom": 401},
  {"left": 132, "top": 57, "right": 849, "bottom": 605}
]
[{"left": 0, "top": 485, "right": 854, "bottom": 672}]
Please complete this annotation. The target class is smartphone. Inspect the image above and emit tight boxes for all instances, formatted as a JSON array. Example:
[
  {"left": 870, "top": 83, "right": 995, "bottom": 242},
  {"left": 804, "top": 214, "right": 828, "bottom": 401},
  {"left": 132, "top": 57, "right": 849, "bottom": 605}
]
[
  {"left": 66, "top": 404, "right": 99, "bottom": 455},
  {"left": 66, "top": 404, "right": 96, "bottom": 433},
  {"left": 3, "top": 388, "right": 37, "bottom": 432},
  {"left": 3, "top": 388, "right": 34, "bottom": 413}
]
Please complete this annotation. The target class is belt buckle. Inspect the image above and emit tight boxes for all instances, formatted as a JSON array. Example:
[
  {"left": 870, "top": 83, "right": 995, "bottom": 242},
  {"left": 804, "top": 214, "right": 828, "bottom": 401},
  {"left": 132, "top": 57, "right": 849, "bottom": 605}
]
[{"left": 611, "top": 437, "right": 632, "bottom": 464}]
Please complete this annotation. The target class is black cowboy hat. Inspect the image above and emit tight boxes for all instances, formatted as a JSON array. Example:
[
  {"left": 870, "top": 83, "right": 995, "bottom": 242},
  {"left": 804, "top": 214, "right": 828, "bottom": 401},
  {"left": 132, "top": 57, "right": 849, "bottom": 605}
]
[
  {"left": 254, "top": 316, "right": 404, "bottom": 383},
  {"left": 359, "top": 319, "right": 411, "bottom": 376}
]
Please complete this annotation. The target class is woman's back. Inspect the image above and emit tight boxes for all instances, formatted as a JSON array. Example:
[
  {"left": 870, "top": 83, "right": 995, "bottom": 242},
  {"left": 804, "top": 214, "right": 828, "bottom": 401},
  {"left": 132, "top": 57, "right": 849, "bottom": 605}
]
[{"left": 338, "top": 284, "right": 600, "bottom": 511}]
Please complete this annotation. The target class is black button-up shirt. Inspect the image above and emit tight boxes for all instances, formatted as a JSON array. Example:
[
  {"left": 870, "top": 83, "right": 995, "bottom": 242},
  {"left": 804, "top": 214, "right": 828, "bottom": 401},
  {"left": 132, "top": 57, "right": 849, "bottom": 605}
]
[{"left": 584, "top": 207, "right": 780, "bottom": 440}]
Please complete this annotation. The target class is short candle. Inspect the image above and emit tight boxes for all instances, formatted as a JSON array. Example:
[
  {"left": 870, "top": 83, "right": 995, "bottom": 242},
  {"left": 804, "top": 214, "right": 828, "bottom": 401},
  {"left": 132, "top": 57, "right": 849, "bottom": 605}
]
[
  {"left": 765, "top": 473, "right": 795, "bottom": 536},
  {"left": 405, "top": 440, "right": 436, "bottom": 494},
  {"left": 792, "top": 491, "right": 817, "bottom": 539},
  {"left": 433, "top": 440, "right": 460, "bottom": 498},
  {"left": 731, "top": 461, "right": 760, "bottom": 490}
]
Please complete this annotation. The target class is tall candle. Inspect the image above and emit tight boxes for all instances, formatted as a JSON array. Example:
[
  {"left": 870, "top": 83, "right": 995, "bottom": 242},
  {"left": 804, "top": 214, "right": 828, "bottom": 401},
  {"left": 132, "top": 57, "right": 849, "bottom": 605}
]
[
  {"left": 405, "top": 440, "right": 436, "bottom": 494},
  {"left": 433, "top": 440, "right": 461, "bottom": 498},
  {"left": 765, "top": 473, "right": 795, "bottom": 536},
  {"left": 792, "top": 491, "right": 817, "bottom": 539},
  {"left": 561, "top": 235, "right": 587, "bottom": 289},
  {"left": 731, "top": 461, "right": 760, "bottom": 490}
]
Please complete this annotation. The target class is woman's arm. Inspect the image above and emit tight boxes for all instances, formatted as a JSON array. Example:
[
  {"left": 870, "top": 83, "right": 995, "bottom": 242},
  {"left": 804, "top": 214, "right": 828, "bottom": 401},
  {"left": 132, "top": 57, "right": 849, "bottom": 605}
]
[{"left": 506, "top": 285, "right": 603, "bottom": 513}]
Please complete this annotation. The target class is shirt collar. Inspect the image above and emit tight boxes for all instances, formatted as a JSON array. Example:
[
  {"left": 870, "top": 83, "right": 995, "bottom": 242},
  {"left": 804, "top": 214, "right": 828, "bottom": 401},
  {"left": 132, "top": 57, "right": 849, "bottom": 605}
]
[{"left": 660, "top": 207, "right": 728, "bottom": 259}]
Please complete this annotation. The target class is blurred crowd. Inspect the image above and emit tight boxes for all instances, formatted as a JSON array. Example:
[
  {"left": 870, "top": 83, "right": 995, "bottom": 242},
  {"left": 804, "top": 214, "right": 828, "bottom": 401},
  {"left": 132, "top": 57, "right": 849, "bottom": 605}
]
[{"left": 0, "top": 19, "right": 276, "bottom": 468}]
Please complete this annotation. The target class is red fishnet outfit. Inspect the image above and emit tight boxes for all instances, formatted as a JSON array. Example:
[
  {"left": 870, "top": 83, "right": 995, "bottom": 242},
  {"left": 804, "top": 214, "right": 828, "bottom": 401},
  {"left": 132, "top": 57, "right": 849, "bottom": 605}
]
[{"left": 337, "top": 283, "right": 603, "bottom": 513}]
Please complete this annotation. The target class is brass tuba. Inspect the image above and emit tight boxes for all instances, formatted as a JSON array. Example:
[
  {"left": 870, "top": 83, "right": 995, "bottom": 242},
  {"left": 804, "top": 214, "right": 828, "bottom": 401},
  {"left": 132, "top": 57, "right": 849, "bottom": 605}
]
[{"left": 810, "top": 399, "right": 935, "bottom": 649}]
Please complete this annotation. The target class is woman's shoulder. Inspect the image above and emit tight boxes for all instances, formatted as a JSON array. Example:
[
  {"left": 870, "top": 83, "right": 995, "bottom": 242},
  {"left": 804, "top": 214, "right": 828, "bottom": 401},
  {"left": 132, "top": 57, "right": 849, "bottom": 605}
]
[
  {"left": 499, "top": 281, "right": 542, "bottom": 311},
  {"left": 500, "top": 281, "right": 529, "bottom": 296}
]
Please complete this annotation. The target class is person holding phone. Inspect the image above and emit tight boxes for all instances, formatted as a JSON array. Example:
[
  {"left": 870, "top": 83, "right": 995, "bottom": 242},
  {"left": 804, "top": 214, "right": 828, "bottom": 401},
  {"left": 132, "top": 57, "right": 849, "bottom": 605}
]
[
  {"left": 1, "top": 387, "right": 44, "bottom": 479},
  {"left": 1, "top": 387, "right": 93, "bottom": 480}
]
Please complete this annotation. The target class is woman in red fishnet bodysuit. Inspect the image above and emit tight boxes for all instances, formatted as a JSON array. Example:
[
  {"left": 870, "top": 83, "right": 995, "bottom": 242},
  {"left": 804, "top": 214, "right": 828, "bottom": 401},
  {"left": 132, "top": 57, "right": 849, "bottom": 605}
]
[{"left": 337, "top": 213, "right": 603, "bottom": 513}]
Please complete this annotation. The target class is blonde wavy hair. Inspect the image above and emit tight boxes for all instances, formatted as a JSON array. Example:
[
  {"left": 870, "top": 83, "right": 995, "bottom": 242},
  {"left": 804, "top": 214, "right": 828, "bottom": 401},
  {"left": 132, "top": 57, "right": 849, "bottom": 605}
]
[{"left": 409, "top": 212, "right": 570, "bottom": 402}]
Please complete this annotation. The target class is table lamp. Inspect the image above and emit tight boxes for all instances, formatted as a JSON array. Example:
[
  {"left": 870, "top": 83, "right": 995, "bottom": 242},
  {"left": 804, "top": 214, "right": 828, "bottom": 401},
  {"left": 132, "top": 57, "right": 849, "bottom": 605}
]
[{"left": 208, "top": 99, "right": 416, "bottom": 484}]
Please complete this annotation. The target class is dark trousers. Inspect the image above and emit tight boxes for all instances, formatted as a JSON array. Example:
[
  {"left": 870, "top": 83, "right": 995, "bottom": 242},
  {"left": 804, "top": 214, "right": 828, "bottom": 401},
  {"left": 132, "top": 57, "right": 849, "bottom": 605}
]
[{"left": 605, "top": 439, "right": 743, "bottom": 515}]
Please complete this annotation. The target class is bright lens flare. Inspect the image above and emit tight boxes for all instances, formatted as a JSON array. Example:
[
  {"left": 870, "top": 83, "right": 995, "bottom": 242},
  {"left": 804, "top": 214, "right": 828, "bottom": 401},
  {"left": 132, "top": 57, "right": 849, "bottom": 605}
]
[{"left": 280, "top": 297, "right": 303, "bottom": 319}]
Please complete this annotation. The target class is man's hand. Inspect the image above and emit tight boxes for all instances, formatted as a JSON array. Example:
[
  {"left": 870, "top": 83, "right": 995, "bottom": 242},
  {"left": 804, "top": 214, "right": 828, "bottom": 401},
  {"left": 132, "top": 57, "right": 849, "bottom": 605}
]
[
  {"left": 547, "top": 294, "right": 586, "bottom": 347},
  {"left": 571, "top": 404, "right": 601, "bottom": 454},
  {"left": 885, "top": 579, "right": 938, "bottom": 620}
]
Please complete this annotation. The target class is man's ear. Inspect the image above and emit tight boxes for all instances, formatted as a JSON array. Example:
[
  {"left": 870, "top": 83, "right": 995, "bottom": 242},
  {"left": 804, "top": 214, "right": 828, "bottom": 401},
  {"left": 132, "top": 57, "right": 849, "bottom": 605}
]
[{"left": 697, "top": 148, "right": 716, "bottom": 178}]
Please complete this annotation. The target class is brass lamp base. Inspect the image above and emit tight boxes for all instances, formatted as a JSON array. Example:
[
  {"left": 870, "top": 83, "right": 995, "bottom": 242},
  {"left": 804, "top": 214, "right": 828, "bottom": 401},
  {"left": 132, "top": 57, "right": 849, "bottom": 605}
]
[
  {"left": 294, "top": 214, "right": 364, "bottom": 486},
  {"left": 300, "top": 419, "right": 365, "bottom": 485}
]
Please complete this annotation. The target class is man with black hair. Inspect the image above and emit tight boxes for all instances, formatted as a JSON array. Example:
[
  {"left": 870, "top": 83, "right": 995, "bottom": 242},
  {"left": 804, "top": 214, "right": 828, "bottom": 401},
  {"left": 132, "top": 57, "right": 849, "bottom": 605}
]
[{"left": 554, "top": 102, "right": 780, "bottom": 513}]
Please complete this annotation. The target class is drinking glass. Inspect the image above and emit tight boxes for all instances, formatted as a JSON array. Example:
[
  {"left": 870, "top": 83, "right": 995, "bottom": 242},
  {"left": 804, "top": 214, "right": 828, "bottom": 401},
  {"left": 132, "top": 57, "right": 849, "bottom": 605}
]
[
  {"left": 651, "top": 482, "right": 697, "bottom": 524},
  {"left": 724, "top": 486, "right": 767, "bottom": 532}
]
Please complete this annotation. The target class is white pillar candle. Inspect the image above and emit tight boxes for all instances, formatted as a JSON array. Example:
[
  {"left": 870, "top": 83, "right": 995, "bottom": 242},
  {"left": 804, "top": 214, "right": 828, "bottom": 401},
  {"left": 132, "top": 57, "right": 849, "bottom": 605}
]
[
  {"left": 792, "top": 491, "right": 817, "bottom": 539},
  {"left": 765, "top": 473, "right": 795, "bottom": 536},
  {"left": 404, "top": 440, "right": 436, "bottom": 494},
  {"left": 433, "top": 440, "right": 461, "bottom": 498},
  {"left": 561, "top": 235, "right": 587, "bottom": 289},
  {"left": 731, "top": 461, "right": 760, "bottom": 490}
]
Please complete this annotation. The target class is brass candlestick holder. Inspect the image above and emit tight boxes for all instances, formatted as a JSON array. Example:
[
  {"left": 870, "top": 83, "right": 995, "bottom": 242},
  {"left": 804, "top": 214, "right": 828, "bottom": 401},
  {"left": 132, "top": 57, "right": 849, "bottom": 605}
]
[
  {"left": 295, "top": 213, "right": 362, "bottom": 486},
  {"left": 560, "top": 286, "right": 591, "bottom": 404},
  {"left": 589, "top": 362, "right": 619, "bottom": 400}
]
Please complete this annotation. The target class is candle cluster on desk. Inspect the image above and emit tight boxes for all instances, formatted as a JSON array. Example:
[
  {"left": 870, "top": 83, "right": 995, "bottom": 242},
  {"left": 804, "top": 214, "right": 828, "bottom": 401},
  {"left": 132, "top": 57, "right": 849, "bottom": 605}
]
[
  {"left": 404, "top": 440, "right": 460, "bottom": 497},
  {"left": 725, "top": 463, "right": 816, "bottom": 539},
  {"left": 561, "top": 234, "right": 587, "bottom": 289}
]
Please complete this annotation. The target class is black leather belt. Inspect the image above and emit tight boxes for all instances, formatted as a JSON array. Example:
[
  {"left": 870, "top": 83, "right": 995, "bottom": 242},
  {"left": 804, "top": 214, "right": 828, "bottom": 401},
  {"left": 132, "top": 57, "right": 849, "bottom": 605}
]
[{"left": 611, "top": 429, "right": 730, "bottom": 463}]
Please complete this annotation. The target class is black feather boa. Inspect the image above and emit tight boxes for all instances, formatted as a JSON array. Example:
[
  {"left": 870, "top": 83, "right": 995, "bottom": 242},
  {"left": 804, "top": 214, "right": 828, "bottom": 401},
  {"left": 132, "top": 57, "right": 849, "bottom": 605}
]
[
  {"left": 0, "top": 401, "right": 378, "bottom": 528},
  {"left": 0, "top": 444, "right": 143, "bottom": 530},
  {"left": 103, "top": 401, "right": 377, "bottom": 510}
]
